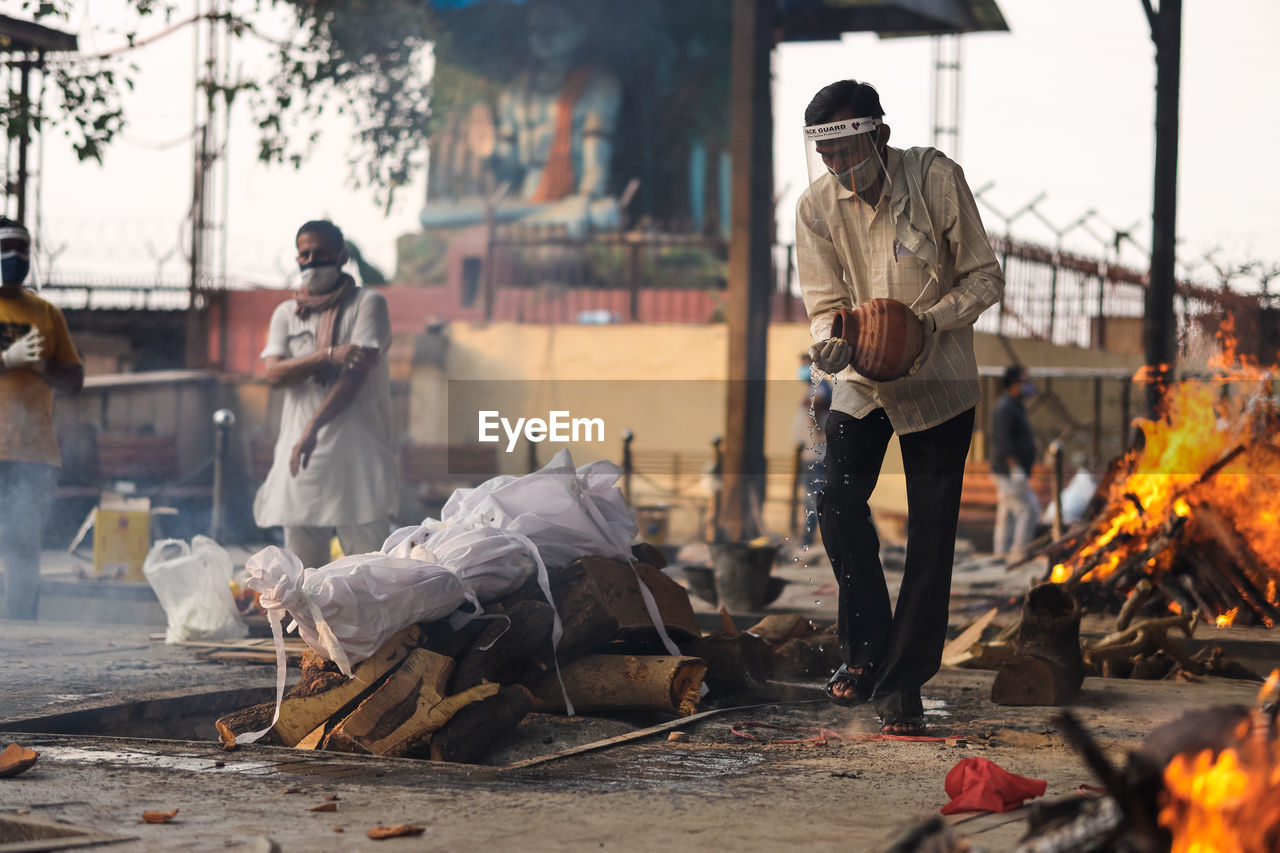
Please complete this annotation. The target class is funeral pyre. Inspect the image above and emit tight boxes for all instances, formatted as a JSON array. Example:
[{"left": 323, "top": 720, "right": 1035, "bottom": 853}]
[
  {"left": 1045, "top": 319, "right": 1280, "bottom": 628},
  {"left": 1019, "top": 675, "right": 1280, "bottom": 853},
  {"left": 215, "top": 450, "right": 840, "bottom": 763}
]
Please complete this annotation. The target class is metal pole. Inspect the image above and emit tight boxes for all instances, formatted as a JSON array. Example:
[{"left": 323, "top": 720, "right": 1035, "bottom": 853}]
[
  {"left": 621, "top": 430, "right": 634, "bottom": 506},
  {"left": 210, "top": 409, "right": 235, "bottom": 542}
]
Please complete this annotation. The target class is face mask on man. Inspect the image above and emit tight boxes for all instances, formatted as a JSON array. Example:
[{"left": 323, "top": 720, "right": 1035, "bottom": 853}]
[
  {"left": 299, "top": 261, "right": 341, "bottom": 294},
  {"left": 1021, "top": 380, "right": 1036, "bottom": 398},
  {"left": 1, "top": 250, "right": 29, "bottom": 285},
  {"left": 798, "top": 364, "right": 812, "bottom": 383}
]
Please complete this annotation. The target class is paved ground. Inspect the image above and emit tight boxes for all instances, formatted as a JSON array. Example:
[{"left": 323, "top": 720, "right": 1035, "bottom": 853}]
[{"left": 1, "top": 544, "right": 1277, "bottom": 851}]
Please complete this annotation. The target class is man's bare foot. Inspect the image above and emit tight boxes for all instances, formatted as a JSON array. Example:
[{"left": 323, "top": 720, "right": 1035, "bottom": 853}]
[
  {"left": 879, "top": 713, "right": 926, "bottom": 735},
  {"left": 824, "top": 663, "right": 874, "bottom": 706}
]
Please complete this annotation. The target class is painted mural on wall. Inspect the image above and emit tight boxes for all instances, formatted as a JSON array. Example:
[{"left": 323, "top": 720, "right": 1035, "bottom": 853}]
[{"left": 397, "top": 0, "right": 732, "bottom": 288}]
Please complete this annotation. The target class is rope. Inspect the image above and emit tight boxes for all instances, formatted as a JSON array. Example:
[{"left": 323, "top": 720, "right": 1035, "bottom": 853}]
[{"left": 730, "top": 721, "right": 843, "bottom": 745}]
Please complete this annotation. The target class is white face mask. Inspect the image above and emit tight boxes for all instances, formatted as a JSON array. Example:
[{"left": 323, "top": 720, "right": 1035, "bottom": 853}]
[{"left": 300, "top": 263, "right": 341, "bottom": 294}]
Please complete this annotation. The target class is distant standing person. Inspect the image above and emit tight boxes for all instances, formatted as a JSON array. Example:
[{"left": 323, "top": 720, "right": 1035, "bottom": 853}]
[
  {"left": 797, "top": 80, "right": 1004, "bottom": 734},
  {"left": 0, "top": 218, "right": 84, "bottom": 619},
  {"left": 253, "top": 220, "right": 397, "bottom": 569},
  {"left": 991, "top": 365, "right": 1040, "bottom": 557}
]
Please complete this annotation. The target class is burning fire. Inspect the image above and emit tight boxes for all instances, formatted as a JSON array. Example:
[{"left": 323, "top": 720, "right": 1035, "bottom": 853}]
[
  {"left": 1055, "top": 316, "right": 1280, "bottom": 621},
  {"left": 1158, "top": 673, "right": 1280, "bottom": 852}
]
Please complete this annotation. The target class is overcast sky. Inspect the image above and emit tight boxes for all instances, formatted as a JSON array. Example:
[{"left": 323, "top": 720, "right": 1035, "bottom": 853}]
[{"left": 26, "top": 0, "right": 1280, "bottom": 290}]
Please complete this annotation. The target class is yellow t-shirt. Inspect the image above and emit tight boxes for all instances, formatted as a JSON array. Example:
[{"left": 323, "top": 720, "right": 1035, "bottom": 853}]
[{"left": 0, "top": 291, "right": 81, "bottom": 466}]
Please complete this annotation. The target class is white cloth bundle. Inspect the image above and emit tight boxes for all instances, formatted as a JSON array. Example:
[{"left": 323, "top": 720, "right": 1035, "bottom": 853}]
[
  {"left": 383, "top": 519, "right": 539, "bottom": 602},
  {"left": 235, "top": 545, "right": 471, "bottom": 746},
  {"left": 439, "top": 448, "right": 638, "bottom": 569},
  {"left": 244, "top": 546, "right": 469, "bottom": 677}
]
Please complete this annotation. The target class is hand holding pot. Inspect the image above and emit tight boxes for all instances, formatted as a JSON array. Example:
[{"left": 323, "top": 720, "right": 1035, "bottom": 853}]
[{"left": 810, "top": 338, "right": 852, "bottom": 375}]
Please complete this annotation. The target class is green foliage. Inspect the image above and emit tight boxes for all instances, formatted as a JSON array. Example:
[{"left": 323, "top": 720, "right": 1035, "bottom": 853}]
[{"left": 1, "top": 0, "right": 442, "bottom": 199}]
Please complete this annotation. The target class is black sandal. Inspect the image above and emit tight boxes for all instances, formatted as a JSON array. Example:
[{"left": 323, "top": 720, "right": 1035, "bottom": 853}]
[
  {"left": 824, "top": 663, "right": 875, "bottom": 707},
  {"left": 879, "top": 712, "right": 926, "bottom": 735}
]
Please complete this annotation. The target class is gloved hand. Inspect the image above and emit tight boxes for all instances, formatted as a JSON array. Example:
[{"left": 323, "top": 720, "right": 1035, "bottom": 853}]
[
  {"left": 1010, "top": 466, "right": 1029, "bottom": 485},
  {"left": 907, "top": 311, "right": 937, "bottom": 377},
  {"left": 809, "top": 337, "right": 852, "bottom": 375},
  {"left": 2, "top": 328, "right": 43, "bottom": 371}
]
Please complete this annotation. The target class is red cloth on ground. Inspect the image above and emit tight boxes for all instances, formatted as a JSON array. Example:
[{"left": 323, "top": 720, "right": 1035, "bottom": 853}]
[{"left": 940, "top": 757, "right": 1048, "bottom": 814}]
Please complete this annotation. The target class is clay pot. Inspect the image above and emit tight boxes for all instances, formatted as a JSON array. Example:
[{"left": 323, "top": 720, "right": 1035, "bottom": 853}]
[{"left": 830, "top": 298, "right": 924, "bottom": 381}]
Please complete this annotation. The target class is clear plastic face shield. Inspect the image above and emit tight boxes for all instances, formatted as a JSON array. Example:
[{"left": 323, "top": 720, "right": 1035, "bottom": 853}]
[{"left": 804, "top": 116, "right": 888, "bottom": 197}]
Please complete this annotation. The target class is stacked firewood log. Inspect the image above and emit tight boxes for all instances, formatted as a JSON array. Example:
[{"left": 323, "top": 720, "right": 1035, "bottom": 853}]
[{"left": 216, "top": 550, "right": 713, "bottom": 763}]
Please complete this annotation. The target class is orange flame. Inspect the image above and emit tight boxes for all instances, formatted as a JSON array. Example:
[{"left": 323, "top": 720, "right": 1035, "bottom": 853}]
[
  {"left": 1158, "top": 670, "right": 1280, "bottom": 852},
  {"left": 1054, "top": 316, "right": 1280, "bottom": 627},
  {"left": 1216, "top": 608, "right": 1239, "bottom": 628}
]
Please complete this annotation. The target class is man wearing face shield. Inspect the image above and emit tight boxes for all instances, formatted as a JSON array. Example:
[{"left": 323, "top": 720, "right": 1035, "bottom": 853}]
[
  {"left": 0, "top": 217, "right": 84, "bottom": 619},
  {"left": 796, "top": 80, "right": 1004, "bottom": 734},
  {"left": 253, "top": 220, "right": 396, "bottom": 570}
]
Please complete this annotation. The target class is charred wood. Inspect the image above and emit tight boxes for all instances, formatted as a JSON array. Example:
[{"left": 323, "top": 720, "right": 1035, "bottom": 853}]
[
  {"left": 992, "top": 584, "right": 1084, "bottom": 706},
  {"left": 428, "top": 685, "right": 535, "bottom": 763}
]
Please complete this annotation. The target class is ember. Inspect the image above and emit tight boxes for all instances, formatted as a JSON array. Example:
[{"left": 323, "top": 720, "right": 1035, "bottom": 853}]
[{"left": 1046, "top": 317, "right": 1280, "bottom": 627}]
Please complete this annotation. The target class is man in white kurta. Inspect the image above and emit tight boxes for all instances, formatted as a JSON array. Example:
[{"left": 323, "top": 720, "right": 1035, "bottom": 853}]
[{"left": 253, "top": 220, "right": 397, "bottom": 569}]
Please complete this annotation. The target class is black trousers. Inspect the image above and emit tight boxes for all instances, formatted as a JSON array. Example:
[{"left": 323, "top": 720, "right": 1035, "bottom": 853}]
[{"left": 818, "top": 406, "right": 974, "bottom": 718}]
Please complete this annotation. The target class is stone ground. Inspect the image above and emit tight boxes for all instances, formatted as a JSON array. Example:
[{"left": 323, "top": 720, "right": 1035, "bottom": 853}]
[{"left": 1, "top": 545, "right": 1277, "bottom": 852}]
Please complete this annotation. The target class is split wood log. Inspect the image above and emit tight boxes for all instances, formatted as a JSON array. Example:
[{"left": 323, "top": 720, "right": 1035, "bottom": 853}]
[
  {"left": 745, "top": 613, "right": 818, "bottom": 645},
  {"left": 940, "top": 607, "right": 998, "bottom": 668},
  {"left": 684, "top": 632, "right": 774, "bottom": 697},
  {"left": 771, "top": 632, "right": 842, "bottom": 679},
  {"left": 215, "top": 702, "right": 282, "bottom": 748},
  {"left": 992, "top": 584, "right": 1084, "bottom": 706},
  {"left": 428, "top": 685, "right": 535, "bottom": 763},
  {"left": 504, "top": 557, "right": 701, "bottom": 650},
  {"left": 323, "top": 648, "right": 454, "bottom": 754},
  {"left": 294, "top": 722, "right": 327, "bottom": 750},
  {"left": 992, "top": 655, "right": 1078, "bottom": 707},
  {"left": 372, "top": 682, "right": 501, "bottom": 758},
  {"left": 630, "top": 542, "right": 668, "bottom": 568},
  {"left": 271, "top": 624, "right": 423, "bottom": 747},
  {"left": 525, "top": 654, "right": 707, "bottom": 717},
  {"left": 0, "top": 743, "right": 38, "bottom": 778},
  {"left": 452, "top": 599, "right": 555, "bottom": 692},
  {"left": 573, "top": 557, "right": 701, "bottom": 643},
  {"left": 939, "top": 641, "right": 1016, "bottom": 671},
  {"left": 1184, "top": 505, "right": 1280, "bottom": 626}
]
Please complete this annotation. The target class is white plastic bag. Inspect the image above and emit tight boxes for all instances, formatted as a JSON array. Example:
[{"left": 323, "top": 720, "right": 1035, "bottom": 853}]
[
  {"left": 243, "top": 545, "right": 468, "bottom": 676},
  {"left": 439, "top": 448, "right": 637, "bottom": 569},
  {"left": 1041, "top": 468, "right": 1099, "bottom": 527},
  {"left": 143, "top": 536, "right": 248, "bottom": 644}
]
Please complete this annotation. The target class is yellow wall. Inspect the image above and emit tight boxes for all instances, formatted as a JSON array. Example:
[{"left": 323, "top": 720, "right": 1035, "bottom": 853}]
[{"left": 415, "top": 321, "right": 1144, "bottom": 542}]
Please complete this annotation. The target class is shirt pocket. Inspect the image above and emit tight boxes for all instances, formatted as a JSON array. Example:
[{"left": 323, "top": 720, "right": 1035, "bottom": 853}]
[
  {"left": 888, "top": 245, "right": 937, "bottom": 311},
  {"left": 285, "top": 328, "right": 316, "bottom": 359}
]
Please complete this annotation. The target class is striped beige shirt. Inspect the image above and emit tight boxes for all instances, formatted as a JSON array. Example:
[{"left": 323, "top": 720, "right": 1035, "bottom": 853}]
[{"left": 796, "top": 146, "right": 1004, "bottom": 434}]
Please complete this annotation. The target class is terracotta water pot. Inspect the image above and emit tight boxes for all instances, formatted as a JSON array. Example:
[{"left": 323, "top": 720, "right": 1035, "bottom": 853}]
[{"left": 830, "top": 298, "right": 924, "bottom": 381}]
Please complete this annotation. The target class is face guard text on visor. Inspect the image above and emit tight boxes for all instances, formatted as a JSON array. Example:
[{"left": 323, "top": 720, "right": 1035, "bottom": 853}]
[{"left": 803, "top": 116, "right": 887, "bottom": 197}]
